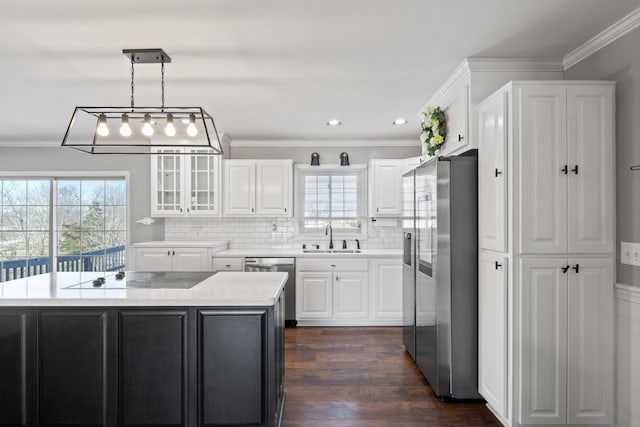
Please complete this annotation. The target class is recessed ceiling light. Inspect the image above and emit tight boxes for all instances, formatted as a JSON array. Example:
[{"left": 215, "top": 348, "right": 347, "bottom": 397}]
[
  {"left": 393, "top": 118, "right": 408, "bottom": 125},
  {"left": 326, "top": 119, "right": 342, "bottom": 126}
]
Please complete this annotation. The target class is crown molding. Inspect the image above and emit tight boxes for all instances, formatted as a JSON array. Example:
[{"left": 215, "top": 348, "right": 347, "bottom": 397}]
[
  {"left": 466, "top": 58, "right": 564, "bottom": 73},
  {"left": 418, "top": 57, "right": 564, "bottom": 114},
  {"left": 419, "top": 60, "right": 471, "bottom": 112},
  {"left": 615, "top": 283, "right": 640, "bottom": 305},
  {"left": 563, "top": 6, "right": 640, "bottom": 70},
  {"left": 230, "top": 139, "right": 418, "bottom": 148}
]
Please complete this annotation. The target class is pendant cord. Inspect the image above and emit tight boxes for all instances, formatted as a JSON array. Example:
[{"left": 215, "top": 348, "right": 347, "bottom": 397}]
[
  {"left": 161, "top": 56, "right": 165, "bottom": 110},
  {"left": 130, "top": 55, "right": 135, "bottom": 109}
]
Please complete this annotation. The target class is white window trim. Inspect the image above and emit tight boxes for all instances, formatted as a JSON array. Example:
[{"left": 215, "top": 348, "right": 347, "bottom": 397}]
[{"left": 293, "top": 164, "right": 368, "bottom": 240}]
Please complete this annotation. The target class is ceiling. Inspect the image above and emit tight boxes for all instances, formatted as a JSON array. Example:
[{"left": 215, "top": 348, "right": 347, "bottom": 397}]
[{"left": 1, "top": 0, "right": 638, "bottom": 143}]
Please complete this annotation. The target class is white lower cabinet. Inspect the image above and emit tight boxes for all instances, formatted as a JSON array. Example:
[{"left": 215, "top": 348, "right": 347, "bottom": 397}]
[
  {"left": 135, "top": 247, "right": 211, "bottom": 272},
  {"left": 296, "top": 257, "right": 402, "bottom": 326},
  {"left": 520, "top": 257, "right": 613, "bottom": 426},
  {"left": 478, "top": 252, "right": 509, "bottom": 422},
  {"left": 333, "top": 272, "right": 368, "bottom": 319},
  {"left": 370, "top": 258, "right": 403, "bottom": 322},
  {"left": 298, "top": 272, "right": 333, "bottom": 319}
]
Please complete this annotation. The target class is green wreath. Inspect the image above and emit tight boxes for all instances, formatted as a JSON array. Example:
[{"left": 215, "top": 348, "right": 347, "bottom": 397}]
[{"left": 420, "top": 106, "right": 447, "bottom": 156}]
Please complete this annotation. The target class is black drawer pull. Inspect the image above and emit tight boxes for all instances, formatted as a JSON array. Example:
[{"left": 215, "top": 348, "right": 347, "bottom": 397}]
[
  {"left": 458, "top": 134, "right": 464, "bottom": 142},
  {"left": 571, "top": 165, "right": 579, "bottom": 174},
  {"left": 572, "top": 264, "right": 580, "bottom": 274},
  {"left": 561, "top": 265, "right": 570, "bottom": 274},
  {"left": 495, "top": 261, "right": 502, "bottom": 270},
  {"left": 561, "top": 165, "right": 568, "bottom": 174},
  {"left": 495, "top": 169, "right": 502, "bottom": 177}
]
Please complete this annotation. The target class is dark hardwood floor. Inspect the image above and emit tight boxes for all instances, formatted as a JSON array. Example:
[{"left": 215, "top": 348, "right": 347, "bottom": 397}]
[{"left": 283, "top": 327, "right": 501, "bottom": 427}]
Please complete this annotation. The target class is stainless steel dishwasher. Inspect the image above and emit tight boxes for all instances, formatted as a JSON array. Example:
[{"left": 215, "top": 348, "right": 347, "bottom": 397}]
[{"left": 244, "top": 258, "right": 296, "bottom": 327}]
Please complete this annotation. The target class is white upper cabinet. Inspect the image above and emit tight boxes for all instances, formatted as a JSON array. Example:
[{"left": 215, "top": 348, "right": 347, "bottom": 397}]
[
  {"left": 419, "top": 58, "right": 564, "bottom": 159},
  {"left": 566, "top": 86, "right": 615, "bottom": 253},
  {"left": 368, "top": 159, "right": 403, "bottom": 217},
  {"left": 438, "top": 81, "right": 470, "bottom": 155},
  {"left": 223, "top": 160, "right": 256, "bottom": 215},
  {"left": 150, "top": 149, "right": 221, "bottom": 217},
  {"left": 478, "top": 92, "right": 508, "bottom": 252},
  {"left": 516, "top": 83, "right": 614, "bottom": 255},
  {"left": 519, "top": 85, "right": 568, "bottom": 254},
  {"left": 256, "top": 160, "right": 292, "bottom": 216},
  {"left": 223, "top": 159, "right": 292, "bottom": 217}
]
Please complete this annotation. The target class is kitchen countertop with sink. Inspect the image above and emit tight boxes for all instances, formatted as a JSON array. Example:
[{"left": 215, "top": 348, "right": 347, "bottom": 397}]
[{"left": 214, "top": 248, "right": 401, "bottom": 258}]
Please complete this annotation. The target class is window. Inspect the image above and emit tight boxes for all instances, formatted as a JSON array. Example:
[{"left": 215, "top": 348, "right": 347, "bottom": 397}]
[
  {"left": 295, "top": 165, "right": 367, "bottom": 236},
  {"left": 0, "top": 176, "right": 127, "bottom": 282},
  {"left": 56, "top": 179, "right": 127, "bottom": 273},
  {"left": 0, "top": 179, "right": 51, "bottom": 281}
]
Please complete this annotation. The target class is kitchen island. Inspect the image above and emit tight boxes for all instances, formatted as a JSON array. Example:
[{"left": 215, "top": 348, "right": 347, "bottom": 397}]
[{"left": 0, "top": 271, "right": 286, "bottom": 427}]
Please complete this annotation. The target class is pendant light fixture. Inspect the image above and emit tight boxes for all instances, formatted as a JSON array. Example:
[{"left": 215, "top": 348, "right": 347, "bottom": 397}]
[{"left": 61, "top": 49, "right": 223, "bottom": 155}]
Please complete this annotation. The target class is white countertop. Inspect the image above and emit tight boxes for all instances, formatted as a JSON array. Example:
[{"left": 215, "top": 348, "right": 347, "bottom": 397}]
[
  {"left": 213, "top": 248, "right": 401, "bottom": 258},
  {"left": 131, "top": 240, "right": 230, "bottom": 249},
  {"left": 0, "top": 271, "right": 286, "bottom": 307}
]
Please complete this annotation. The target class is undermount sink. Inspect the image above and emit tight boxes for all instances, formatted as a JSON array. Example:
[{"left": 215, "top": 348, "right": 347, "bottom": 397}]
[{"left": 302, "top": 249, "right": 361, "bottom": 254}]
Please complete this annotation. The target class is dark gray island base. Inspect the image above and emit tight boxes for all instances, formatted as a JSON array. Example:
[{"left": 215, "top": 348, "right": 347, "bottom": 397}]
[{"left": 0, "top": 292, "right": 285, "bottom": 427}]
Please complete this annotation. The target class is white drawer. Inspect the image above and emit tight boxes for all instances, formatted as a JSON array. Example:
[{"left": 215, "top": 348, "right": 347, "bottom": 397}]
[
  {"left": 297, "top": 258, "right": 368, "bottom": 271},
  {"left": 212, "top": 257, "right": 244, "bottom": 271}
]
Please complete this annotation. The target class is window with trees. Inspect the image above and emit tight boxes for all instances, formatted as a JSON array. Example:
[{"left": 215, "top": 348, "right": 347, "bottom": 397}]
[{"left": 0, "top": 177, "right": 127, "bottom": 282}]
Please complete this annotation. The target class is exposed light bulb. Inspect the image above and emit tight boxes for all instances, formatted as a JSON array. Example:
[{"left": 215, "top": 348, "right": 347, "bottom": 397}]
[
  {"left": 165, "top": 113, "right": 176, "bottom": 136},
  {"left": 119, "top": 113, "right": 132, "bottom": 137},
  {"left": 96, "top": 113, "right": 109, "bottom": 136},
  {"left": 142, "top": 113, "right": 154, "bottom": 136},
  {"left": 186, "top": 113, "right": 198, "bottom": 137}
]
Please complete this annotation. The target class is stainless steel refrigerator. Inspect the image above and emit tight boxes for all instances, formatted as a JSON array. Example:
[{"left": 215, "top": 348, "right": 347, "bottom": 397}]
[{"left": 402, "top": 150, "right": 480, "bottom": 399}]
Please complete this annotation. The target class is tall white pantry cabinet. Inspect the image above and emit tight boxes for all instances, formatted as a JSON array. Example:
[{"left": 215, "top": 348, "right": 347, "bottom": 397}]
[{"left": 477, "top": 81, "right": 615, "bottom": 427}]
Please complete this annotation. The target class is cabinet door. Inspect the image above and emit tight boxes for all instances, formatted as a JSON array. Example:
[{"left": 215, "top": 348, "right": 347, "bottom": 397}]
[
  {"left": 223, "top": 160, "right": 256, "bottom": 215},
  {"left": 118, "top": 310, "right": 188, "bottom": 427},
  {"left": 38, "top": 310, "right": 112, "bottom": 427},
  {"left": 519, "top": 85, "right": 568, "bottom": 254},
  {"left": 369, "top": 160, "right": 402, "bottom": 217},
  {"left": 371, "top": 259, "right": 402, "bottom": 320},
  {"left": 439, "top": 82, "right": 469, "bottom": 156},
  {"left": 567, "top": 258, "right": 613, "bottom": 425},
  {"left": 519, "top": 258, "right": 568, "bottom": 425},
  {"left": 187, "top": 151, "right": 221, "bottom": 216},
  {"left": 151, "top": 150, "right": 186, "bottom": 216},
  {"left": 172, "top": 247, "right": 209, "bottom": 271},
  {"left": 0, "top": 310, "right": 35, "bottom": 427},
  {"left": 135, "top": 247, "right": 172, "bottom": 272},
  {"left": 478, "top": 253, "right": 508, "bottom": 420},
  {"left": 198, "top": 310, "right": 267, "bottom": 427},
  {"left": 567, "top": 86, "right": 614, "bottom": 253},
  {"left": 478, "top": 92, "right": 507, "bottom": 252},
  {"left": 333, "top": 272, "right": 368, "bottom": 319},
  {"left": 256, "top": 160, "right": 292, "bottom": 216},
  {"left": 296, "top": 272, "right": 332, "bottom": 319}
]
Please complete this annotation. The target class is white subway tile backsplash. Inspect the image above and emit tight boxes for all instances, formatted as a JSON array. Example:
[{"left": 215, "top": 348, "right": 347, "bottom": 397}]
[{"left": 165, "top": 217, "right": 402, "bottom": 249}]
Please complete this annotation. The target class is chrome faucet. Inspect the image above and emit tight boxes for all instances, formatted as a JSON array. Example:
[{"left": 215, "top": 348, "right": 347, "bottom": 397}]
[{"left": 325, "top": 224, "right": 334, "bottom": 249}]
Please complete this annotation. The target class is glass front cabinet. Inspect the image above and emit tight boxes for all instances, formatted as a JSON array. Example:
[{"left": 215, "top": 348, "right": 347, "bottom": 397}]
[{"left": 151, "top": 149, "right": 221, "bottom": 217}]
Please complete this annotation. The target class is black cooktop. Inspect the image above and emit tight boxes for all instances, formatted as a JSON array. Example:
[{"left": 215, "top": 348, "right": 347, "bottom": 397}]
[{"left": 64, "top": 271, "right": 214, "bottom": 290}]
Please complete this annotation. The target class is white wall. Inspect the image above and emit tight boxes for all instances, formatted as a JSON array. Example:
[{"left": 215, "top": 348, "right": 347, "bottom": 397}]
[
  {"left": 564, "top": 24, "right": 640, "bottom": 427},
  {"left": 0, "top": 146, "right": 165, "bottom": 244}
]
